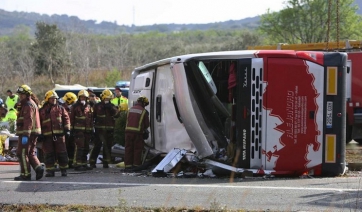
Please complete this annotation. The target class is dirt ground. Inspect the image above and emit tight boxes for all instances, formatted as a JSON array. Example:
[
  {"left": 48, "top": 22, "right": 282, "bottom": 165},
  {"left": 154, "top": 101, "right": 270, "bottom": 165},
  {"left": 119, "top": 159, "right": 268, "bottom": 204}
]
[{"left": 346, "top": 141, "right": 362, "bottom": 163}]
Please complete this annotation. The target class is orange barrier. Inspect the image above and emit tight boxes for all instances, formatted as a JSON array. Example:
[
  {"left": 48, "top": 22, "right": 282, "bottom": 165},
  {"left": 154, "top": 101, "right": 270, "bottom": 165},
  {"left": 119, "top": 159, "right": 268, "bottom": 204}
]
[{"left": 0, "top": 161, "right": 19, "bottom": 165}]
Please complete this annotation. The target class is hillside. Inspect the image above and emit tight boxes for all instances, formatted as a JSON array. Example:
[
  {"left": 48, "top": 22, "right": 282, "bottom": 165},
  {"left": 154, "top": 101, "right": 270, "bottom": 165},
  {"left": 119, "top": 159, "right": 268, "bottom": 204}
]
[
  {"left": 0, "top": 9, "right": 260, "bottom": 36},
  {"left": 0, "top": 0, "right": 361, "bottom": 36}
]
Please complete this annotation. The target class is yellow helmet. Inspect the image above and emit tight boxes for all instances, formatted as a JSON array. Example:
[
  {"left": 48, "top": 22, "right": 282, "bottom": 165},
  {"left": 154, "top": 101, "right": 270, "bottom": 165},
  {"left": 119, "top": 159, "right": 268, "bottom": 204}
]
[
  {"left": 44, "top": 90, "right": 59, "bottom": 102},
  {"left": 137, "top": 96, "right": 149, "bottom": 106},
  {"left": 78, "top": 89, "right": 89, "bottom": 98},
  {"left": 63, "top": 92, "right": 77, "bottom": 105},
  {"left": 100, "top": 89, "right": 114, "bottom": 100},
  {"left": 17, "top": 84, "right": 32, "bottom": 95},
  {"left": 119, "top": 103, "right": 128, "bottom": 111}
]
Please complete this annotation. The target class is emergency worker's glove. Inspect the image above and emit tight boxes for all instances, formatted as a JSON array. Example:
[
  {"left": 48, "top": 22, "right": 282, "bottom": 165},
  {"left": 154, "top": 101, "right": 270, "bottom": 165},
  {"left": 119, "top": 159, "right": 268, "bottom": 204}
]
[{"left": 21, "top": 136, "right": 28, "bottom": 145}]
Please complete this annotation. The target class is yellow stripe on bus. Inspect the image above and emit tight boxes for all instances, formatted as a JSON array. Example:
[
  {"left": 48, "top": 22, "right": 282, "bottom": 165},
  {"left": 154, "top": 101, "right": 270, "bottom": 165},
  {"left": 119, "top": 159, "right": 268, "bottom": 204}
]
[
  {"left": 327, "top": 67, "right": 337, "bottom": 95},
  {"left": 325, "top": 134, "right": 336, "bottom": 163}
]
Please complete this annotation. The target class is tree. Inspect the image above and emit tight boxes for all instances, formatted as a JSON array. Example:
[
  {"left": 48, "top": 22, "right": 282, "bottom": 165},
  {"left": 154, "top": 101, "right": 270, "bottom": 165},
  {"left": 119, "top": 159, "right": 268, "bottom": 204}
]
[
  {"left": 31, "top": 22, "right": 67, "bottom": 83},
  {"left": 258, "top": 0, "right": 362, "bottom": 44},
  {"left": 0, "top": 38, "right": 12, "bottom": 91}
]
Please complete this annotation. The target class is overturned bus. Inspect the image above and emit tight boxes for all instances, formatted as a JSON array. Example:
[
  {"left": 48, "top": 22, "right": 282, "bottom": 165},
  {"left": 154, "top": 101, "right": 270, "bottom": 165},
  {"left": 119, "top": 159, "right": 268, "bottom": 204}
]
[{"left": 128, "top": 50, "right": 347, "bottom": 177}]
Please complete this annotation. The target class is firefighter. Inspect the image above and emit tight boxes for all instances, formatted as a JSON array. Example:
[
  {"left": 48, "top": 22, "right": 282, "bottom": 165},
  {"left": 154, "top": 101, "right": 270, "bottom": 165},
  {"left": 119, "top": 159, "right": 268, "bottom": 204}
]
[
  {"left": 89, "top": 89, "right": 117, "bottom": 168},
  {"left": 14, "top": 84, "right": 44, "bottom": 181},
  {"left": 70, "top": 90, "right": 94, "bottom": 171},
  {"left": 39, "top": 90, "right": 70, "bottom": 177},
  {"left": 123, "top": 96, "right": 150, "bottom": 172},
  {"left": 62, "top": 92, "right": 77, "bottom": 168}
]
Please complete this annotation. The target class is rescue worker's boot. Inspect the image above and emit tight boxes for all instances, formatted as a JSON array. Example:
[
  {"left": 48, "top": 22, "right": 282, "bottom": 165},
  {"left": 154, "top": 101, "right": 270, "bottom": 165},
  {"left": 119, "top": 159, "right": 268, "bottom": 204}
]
[
  {"left": 14, "top": 175, "right": 31, "bottom": 181},
  {"left": 60, "top": 169, "right": 67, "bottom": 177},
  {"left": 35, "top": 165, "right": 44, "bottom": 180},
  {"left": 123, "top": 165, "right": 134, "bottom": 173},
  {"left": 45, "top": 170, "right": 55, "bottom": 177},
  {"left": 89, "top": 163, "right": 97, "bottom": 169}
]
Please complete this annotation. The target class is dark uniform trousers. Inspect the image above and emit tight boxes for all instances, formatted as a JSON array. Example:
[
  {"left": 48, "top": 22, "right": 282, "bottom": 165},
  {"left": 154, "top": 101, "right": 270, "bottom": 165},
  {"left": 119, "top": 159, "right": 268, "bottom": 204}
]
[
  {"left": 16, "top": 135, "right": 42, "bottom": 177},
  {"left": 73, "top": 131, "right": 92, "bottom": 166},
  {"left": 124, "top": 132, "right": 144, "bottom": 167},
  {"left": 89, "top": 129, "right": 113, "bottom": 165},
  {"left": 42, "top": 135, "right": 68, "bottom": 170}
]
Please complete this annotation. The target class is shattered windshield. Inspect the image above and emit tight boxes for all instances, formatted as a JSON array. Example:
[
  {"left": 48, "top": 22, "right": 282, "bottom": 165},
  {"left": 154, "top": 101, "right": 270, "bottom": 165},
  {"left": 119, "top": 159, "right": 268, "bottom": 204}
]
[{"left": 185, "top": 60, "right": 232, "bottom": 150}]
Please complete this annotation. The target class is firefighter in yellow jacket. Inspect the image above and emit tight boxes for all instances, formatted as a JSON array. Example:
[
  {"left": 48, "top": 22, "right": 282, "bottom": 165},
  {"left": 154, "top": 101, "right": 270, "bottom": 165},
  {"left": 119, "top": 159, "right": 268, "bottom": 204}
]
[
  {"left": 39, "top": 90, "right": 70, "bottom": 177},
  {"left": 70, "top": 90, "right": 94, "bottom": 171},
  {"left": 14, "top": 85, "right": 44, "bottom": 181},
  {"left": 89, "top": 89, "right": 117, "bottom": 168}
]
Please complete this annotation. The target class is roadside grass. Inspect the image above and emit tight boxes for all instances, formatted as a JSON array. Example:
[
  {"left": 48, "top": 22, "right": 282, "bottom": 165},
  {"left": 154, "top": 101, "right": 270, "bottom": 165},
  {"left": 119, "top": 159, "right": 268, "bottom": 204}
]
[
  {"left": 0, "top": 194, "right": 245, "bottom": 212},
  {"left": 0, "top": 203, "right": 249, "bottom": 212}
]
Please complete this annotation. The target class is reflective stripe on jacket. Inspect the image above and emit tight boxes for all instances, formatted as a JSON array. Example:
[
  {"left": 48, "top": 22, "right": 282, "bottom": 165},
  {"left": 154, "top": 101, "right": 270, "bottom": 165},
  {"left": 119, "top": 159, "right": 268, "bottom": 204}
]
[
  {"left": 94, "top": 102, "right": 117, "bottom": 130},
  {"left": 125, "top": 103, "right": 149, "bottom": 134},
  {"left": 39, "top": 103, "right": 70, "bottom": 136},
  {"left": 70, "top": 101, "right": 93, "bottom": 131},
  {"left": 16, "top": 97, "right": 41, "bottom": 137}
]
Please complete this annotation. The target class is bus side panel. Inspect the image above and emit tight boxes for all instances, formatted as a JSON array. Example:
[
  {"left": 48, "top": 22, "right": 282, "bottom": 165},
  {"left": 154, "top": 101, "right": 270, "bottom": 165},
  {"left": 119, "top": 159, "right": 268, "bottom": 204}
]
[
  {"left": 263, "top": 58, "right": 324, "bottom": 173},
  {"left": 321, "top": 53, "right": 347, "bottom": 176}
]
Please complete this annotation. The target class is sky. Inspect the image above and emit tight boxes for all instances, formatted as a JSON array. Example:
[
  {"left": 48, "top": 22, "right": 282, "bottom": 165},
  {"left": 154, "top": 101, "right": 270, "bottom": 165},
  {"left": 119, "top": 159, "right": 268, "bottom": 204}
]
[{"left": 1, "top": 0, "right": 286, "bottom": 26}]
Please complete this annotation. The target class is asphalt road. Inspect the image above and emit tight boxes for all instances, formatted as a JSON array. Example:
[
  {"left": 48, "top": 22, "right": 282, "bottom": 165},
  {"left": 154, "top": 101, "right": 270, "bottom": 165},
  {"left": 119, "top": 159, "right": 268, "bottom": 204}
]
[{"left": 1, "top": 164, "right": 362, "bottom": 211}]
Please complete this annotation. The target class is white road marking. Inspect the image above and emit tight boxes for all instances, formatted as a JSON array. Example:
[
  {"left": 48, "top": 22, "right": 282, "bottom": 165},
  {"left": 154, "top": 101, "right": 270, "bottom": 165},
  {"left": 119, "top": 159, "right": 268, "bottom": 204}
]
[{"left": 2, "top": 180, "right": 360, "bottom": 192}]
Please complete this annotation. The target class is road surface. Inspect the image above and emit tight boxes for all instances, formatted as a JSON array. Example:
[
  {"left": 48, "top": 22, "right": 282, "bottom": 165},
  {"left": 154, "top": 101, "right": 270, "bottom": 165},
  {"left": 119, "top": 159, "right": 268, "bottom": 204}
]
[{"left": 1, "top": 164, "right": 362, "bottom": 211}]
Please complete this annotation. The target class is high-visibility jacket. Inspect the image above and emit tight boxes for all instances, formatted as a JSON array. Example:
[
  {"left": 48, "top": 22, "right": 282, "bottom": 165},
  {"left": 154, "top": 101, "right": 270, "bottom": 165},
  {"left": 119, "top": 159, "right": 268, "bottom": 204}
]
[
  {"left": 6, "top": 109, "right": 17, "bottom": 121},
  {"left": 16, "top": 97, "right": 41, "bottom": 137},
  {"left": 39, "top": 103, "right": 70, "bottom": 136},
  {"left": 125, "top": 103, "right": 149, "bottom": 134},
  {"left": 94, "top": 102, "right": 117, "bottom": 130},
  {"left": 5, "top": 94, "right": 19, "bottom": 110},
  {"left": 70, "top": 101, "right": 93, "bottom": 132},
  {"left": 111, "top": 95, "right": 128, "bottom": 108}
]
